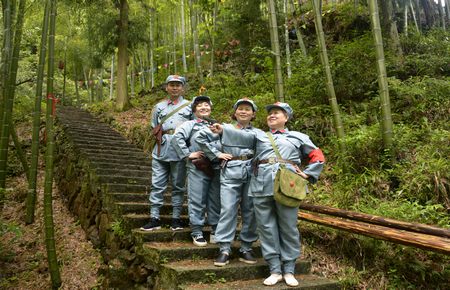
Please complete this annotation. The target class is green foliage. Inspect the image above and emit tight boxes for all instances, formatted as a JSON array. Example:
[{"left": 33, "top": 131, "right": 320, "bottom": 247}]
[
  {"left": 388, "top": 76, "right": 450, "bottom": 127},
  {"left": 396, "top": 29, "right": 450, "bottom": 78},
  {"left": 110, "top": 220, "right": 125, "bottom": 238},
  {"left": 329, "top": 33, "right": 378, "bottom": 102},
  {"left": 393, "top": 127, "right": 449, "bottom": 207},
  {"left": 0, "top": 221, "right": 22, "bottom": 262}
]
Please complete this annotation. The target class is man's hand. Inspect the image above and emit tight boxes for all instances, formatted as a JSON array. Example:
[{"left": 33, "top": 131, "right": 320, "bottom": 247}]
[
  {"left": 294, "top": 165, "right": 309, "bottom": 179},
  {"left": 189, "top": 151, "right": 204, "bottom": 160},
  {"left": 218, "top": 153, "right": 233, "bottom": 160},
  {"left": 209, "top": 123, "right": 223, "bottom": 134}
]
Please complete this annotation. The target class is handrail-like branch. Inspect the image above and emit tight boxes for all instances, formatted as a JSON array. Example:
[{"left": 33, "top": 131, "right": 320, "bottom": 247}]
[
  {"left": 298, "top": 211, "right": 450, "bottom": 255},
  {"left": 299, "top": 203, "right": 450, "bottom": 239}
]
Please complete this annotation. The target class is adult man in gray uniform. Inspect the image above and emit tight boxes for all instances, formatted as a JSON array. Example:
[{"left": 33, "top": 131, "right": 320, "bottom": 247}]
[{"left": 140, "top": 75, "right": 192, "bottom": 231}]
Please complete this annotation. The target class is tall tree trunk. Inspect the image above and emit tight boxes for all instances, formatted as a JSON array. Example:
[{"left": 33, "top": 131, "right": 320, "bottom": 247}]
[
  {"left": 380, "top": 0, "right": 403, "bottom": 57},
  {"left": 109, "top": 54, "right": 114, "bottom": 100},
  {"left": 409, "top": 0, "right": 420, "bottom": 32},
  {"left": 267, "top": 0, "right": 284, "bottom": 101},
  {"left": 189, "top": 0, "right": 203, "bottom": 83},
  {"left": 369, "top": 0, "right": 393, "bottom": 152},
  {"left": 438, "top": 0, "right": 446, "bottom": 29},
  {"left": 420, "top": 0, "right": 435, "bottom": 29},
  {"left": 62, "top": 38, "right": 67, "bottom": 104},
  {"left": 210, "top": 0, "right": 218, "bottom": 76},
  {"left": 25, "top": 0, "right": 50, "bottom": 224},
  {"left": 130, "top": 57, "right": 135, "bottom": 98},
  {"left": 148, "top": 3, "right": 155, "bottom": 88},
  {"left": 413, "top": 0, "right": 422, "bottom": 31},
  {"left": 311, "top": 0, "right": 345, "bottom": 155},
  {"left": 284, "top": 0, "right": 292, "bottom": 78},
  {"left": 74, "top": 67, "right": 80, "bottom": 106},
  {"left": 98, "top": 68, "right": 104, "bottom": 101},
  {"left": 116, "top": 0, "right": 131, "bottom": 111},
  {"left": 44, "top": 0, "right": 62, "bottom": 287},
  {"left": 10, "top": 122, "right": 29, "bottom": 180},
  {"left": 0, "top": 0, "right": 13, "bottom": 131},
  {"left": 172, "top": 10, "right": 178, "bottom": 73},
  {"left": 0, "top": 0, "right": 12, "bottom": 197},
  {"left": 290, "top": 0, "right": 307, "bottom": 56},
  {"left": 0, "top": 0, "right": 26, "bottom": 189},
  {"left": 181, "top": 0, "right": 188, "bottom": 73}
]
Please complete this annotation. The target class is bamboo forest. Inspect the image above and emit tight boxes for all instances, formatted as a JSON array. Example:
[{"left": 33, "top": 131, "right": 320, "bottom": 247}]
[{"left": 0, "top": 0, "right": 449, "bottom": 289}]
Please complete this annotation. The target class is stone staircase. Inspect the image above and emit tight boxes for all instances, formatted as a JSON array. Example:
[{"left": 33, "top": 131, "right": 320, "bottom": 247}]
[{"left": 55, "top": 106, "right": 340, "bottom": 289}]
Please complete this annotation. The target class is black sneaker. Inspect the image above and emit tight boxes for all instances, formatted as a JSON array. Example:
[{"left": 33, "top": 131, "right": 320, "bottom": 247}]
[
  {"left": 239, "top": 250, "right": 257, "bottom": 264},
  {"left": 140, "top": 217, "right": 161, "bottom": 231},
  {"left": 171, "top": 218, "right": 184, "bottom": 231},
  {"left": 192, "top": 234, "right": 207, "bottom": 247},
  {"left": 214, "top": 252, "right": 230, "bottom": 267}
]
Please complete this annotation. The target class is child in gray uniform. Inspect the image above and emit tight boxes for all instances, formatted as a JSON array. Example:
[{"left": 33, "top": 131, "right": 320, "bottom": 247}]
[
  {"left": 211, "top": 102, "right": 325, "bottom": 287},
  {"left": 171, "top": 96, "right": 221, "bottom": 247},
  {"left": 197, "top": 98, "right": 259, "bottom": 267}
]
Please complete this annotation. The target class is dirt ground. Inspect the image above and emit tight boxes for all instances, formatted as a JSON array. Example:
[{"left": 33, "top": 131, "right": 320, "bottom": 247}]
[{"left": 0, "top": 172, "right": 102, "bottom": 289}]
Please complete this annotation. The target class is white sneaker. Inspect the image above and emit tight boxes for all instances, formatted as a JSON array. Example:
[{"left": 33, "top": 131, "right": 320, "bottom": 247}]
[
  {"left": 263, "top": 273, "right": 283, "bottom": 286},
  {"left": 192, "top": 234, "right": 208, "bottom": 247},
  {"left": 283, "top": 273, "right": 299, "bottom": 287},
  {"left": 209, "top": 234, "right": 216, "bottom": 244}
]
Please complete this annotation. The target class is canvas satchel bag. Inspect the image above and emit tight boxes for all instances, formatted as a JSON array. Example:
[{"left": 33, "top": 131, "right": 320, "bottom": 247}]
[{"left": 267, "top": 133, "right": 307, "bottom": 207}]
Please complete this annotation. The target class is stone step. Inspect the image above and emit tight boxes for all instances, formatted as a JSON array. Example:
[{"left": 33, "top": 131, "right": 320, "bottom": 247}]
[
  {"left": 133, "top": 228, "right": 212, "bottom": 243},
  {"left": 108, "top": 192, "right": 149, "bottom": 202},
  {"left": 107, "top": 190, "right": 180, "bottom": 203},
  {"left": 98, "top": 175, "right": 150, "bottom": 185},
  {"left": 92, "top": 162, "right": 151, "bottom": 172},
  {"left": 81, "top": 150, "right": 148, "bottom": 160},
  {"left": 88, "top": 157, "right": 151, "bottom": 167},
  {"left": 115, "top": 202, "right": 187, "bottom": 215},
  {"left": 180, "top": 274, "right": 340, "bottom": 290},
  {"left": 70, "top": 137, "right": 132, "bottom": 147},
  {"left": 106, "top": 183, "right": 149, "bottom": 193},
  {"left": 95, "top": 168, "right": 151, "bottom": 178},
  {"left": 123, "top": 213, "right": 189, "bottom": 230},
  {"left": 66, "top": 131, "right": 127, "bottom": 142},
  {"left": 139, "top": 240, "right": 263, "bottom": 267},
  {"left": 74, "top": 143, "right": 144, "bottom": 153},
  {"left": 157, "top": 258, "right": 311, "bottom": 289},
  {"left": 60, "top": 122, "right": 113, "bottom": 131}
]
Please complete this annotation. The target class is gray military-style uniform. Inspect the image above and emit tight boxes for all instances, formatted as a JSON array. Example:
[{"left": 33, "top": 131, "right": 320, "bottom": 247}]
[
  {"left": 197, "top": 123, "right": 258, "bottom": 255},
  {"left": 149, "top": 97, "right": 192, "bottom": 220},
  {"left": 171, "top": 119, "right": 221, "bottom": 237},
  {"left": 221, "top": 127, "right": 324, "bottom": 275}
]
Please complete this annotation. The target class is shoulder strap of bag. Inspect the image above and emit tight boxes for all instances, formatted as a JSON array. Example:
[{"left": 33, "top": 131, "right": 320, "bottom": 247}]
[
  {"left": 266, "top": 132, "right": 283, "bottom": 163},
  {"left": 159, "top": 101, "right": 191, "bottom": 125}
]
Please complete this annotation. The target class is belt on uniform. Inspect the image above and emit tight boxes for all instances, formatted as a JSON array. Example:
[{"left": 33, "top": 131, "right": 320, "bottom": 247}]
[
  {"left": 162, "top": 129, "right": 175, "bottom": 135},
  {"left": 230, "top": 154, "right": 253, "bottom": 161},
  {"left": 252, "top": 157, "right": 297, "bottom": 176},
  {"left": 257, "top": 157, "right": 297, "bottom": 166}
]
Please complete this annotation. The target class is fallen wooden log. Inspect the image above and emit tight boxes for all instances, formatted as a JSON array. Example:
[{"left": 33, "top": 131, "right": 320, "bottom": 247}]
[
  {"left": 299, "top": 203, "right": 450, "bottom": 239},
  {"left": 298, "top": 212, "right": 450, "bottom": 255}
]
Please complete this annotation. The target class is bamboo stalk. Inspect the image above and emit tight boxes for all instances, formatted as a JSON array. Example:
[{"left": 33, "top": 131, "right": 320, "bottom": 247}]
[
  {"left": 299, "top": 203, "right": 450, "bottom": 238},
  {"left": 299, "top": 212, "right": 450, "bottom": 255}
]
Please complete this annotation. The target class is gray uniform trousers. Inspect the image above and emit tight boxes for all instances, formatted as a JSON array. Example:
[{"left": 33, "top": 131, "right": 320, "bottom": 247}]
[
  {"left": 252, "top": 196, "right": 300, "bottom": 274},
  {"left": 186, "top": 163, "right": 221, "bottom": 237},
  {"left": 216, "top": 163, "right": 258, "bottom": 254},
  {"left": 150, "top": 158, "right": 186, "bottom": 219}
]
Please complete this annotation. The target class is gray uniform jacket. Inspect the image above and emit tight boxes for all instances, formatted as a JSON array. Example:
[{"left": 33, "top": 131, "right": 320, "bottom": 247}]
[
  {"left": 171, "top": 119, "right": 222, "bottom": 168},
  {"left": 198, "top": 123, "right": 255, "bottom": 177},
  {"left": 221, "top": 127, "right": 324, "bottom": 197},
  {"left": 151, "top": 97, "right": 192, "bottom": 161}
]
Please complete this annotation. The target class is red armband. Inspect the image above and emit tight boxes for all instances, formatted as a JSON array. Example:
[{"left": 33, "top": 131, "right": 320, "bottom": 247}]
[{"left": 308, "top": 148, "right": 325, "bottom": 163}]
